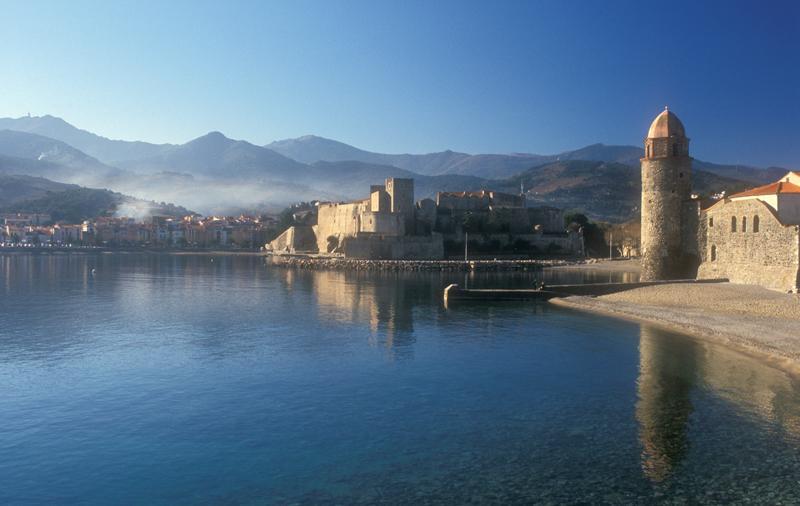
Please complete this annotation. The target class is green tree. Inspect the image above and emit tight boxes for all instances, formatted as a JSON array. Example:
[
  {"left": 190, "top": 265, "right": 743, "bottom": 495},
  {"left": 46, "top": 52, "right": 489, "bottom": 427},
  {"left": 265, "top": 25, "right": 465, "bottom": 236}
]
[{"left": 565, "top": 212, "right": 606, "bottom": 256}]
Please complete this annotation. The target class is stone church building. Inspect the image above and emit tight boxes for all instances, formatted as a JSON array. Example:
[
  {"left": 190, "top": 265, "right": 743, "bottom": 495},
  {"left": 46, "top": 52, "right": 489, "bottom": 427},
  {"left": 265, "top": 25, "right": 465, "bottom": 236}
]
[
  {"left": 697, "top": 172, "right": 800, "bottom": 291},
  {"left": 640, "top": 108, "right": 800, "bottom": 292}
]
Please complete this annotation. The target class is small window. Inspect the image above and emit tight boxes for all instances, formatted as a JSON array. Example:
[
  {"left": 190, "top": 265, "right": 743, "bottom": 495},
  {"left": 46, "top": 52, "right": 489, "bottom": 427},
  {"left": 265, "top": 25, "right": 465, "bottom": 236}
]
[
  {"left": 709, "top": 217, "right": 714, "bottom": 227},
  {"left": 753, "top": 215, "right": 759, "bottom": 233},
  {"left": 672, "top": 143, "right": 679, "bottom": 156},
  {"left": 742, "top": 216, "right": 747, "bottom": 232},
  {"left": 731, "top": 216, "right": 737, "bottom": 232},
  {"left": 711, "top": 245, "right": 717, "bottom": 261}
]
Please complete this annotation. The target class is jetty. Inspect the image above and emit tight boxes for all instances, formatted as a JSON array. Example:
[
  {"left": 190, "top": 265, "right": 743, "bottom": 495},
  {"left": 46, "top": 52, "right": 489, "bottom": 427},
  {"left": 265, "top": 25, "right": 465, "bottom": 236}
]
[
  {"left": 443, "top": 278, "right": 728, "bottom": 305},
  {"left": 267, "top": 255, "right": 580, "bottom": 272}
]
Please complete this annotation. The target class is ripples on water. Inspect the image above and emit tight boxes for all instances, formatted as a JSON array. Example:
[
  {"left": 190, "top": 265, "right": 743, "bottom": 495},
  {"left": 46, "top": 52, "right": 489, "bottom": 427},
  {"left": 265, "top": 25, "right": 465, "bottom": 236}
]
[{"left": 1, "top": 253, "right": 800, "bottom": 504}]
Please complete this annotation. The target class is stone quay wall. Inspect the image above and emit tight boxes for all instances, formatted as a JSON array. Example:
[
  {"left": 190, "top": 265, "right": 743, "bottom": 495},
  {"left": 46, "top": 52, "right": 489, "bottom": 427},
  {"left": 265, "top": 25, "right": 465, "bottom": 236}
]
[{"left": 267, "top": 255, "right": 577, "bottom": 272}]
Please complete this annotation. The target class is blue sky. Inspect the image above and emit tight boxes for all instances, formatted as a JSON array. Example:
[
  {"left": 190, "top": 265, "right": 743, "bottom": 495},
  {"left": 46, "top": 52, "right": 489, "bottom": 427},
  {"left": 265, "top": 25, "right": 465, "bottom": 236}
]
[{"left": 0, "top": 0, "right": 797, "bottom": 167}]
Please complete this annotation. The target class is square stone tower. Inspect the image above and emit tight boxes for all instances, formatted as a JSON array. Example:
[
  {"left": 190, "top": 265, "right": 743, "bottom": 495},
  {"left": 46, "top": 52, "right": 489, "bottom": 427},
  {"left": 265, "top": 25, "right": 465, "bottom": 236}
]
[{"left": 386, "top": 177, "right": 415, "bottom": 235}]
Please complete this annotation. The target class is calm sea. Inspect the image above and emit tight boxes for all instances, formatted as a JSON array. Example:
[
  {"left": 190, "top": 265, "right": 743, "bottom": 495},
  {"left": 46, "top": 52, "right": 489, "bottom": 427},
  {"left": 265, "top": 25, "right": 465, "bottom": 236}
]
[{"left": 1, "top": 253, "right": 800, "bottom": 504}]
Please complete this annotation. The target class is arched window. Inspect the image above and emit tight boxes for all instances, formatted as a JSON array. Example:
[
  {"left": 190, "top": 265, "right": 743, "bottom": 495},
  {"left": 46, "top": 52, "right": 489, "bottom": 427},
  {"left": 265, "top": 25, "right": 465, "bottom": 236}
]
[
  {"left": 742, "top": 216, "right": 747, "bottom": 232},
  {"left": 711, "top": 245, "right": 717, "bottom": 261},
  {"left": 646, "top": 145, "right": 650, "bottom": 158},
  {"left": 731, "top": 216, "right": 737, "bottom": 232},
  {"left": 753, "top": 215, "right": 759, "bottom": 233},
  {"left": 672, "top": 143, "right": 679, "bottom": 156}
]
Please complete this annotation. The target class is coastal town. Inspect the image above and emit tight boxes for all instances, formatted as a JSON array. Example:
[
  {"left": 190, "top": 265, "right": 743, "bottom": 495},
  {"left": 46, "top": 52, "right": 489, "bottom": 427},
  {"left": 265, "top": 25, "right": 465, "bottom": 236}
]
[
  {"left": 1, "top": 212, "right": 278, "bottom": 249},
  {"left": 2, "top": 1, "right": 799, "bottom": 503}
]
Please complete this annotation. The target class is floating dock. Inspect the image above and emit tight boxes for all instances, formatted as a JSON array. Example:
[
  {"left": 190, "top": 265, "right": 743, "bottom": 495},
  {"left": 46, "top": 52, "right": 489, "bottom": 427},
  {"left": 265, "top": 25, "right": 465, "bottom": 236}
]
[{"left": 443, "top": 278, "right": 728, "bottom": 305}]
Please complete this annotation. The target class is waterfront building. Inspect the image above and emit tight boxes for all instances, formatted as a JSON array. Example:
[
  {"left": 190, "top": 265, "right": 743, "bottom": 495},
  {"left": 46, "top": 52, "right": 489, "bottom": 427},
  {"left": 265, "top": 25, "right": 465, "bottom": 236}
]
[
  {"left": 1, "top": 213, "right": 52, "bottom": 227},
  {"left": 640, "top": 107, "right": 698, "bottom": 281},
  {"left": 269, "top": 177, "right": 445, "bottom": 259},
  {"left": 639, "top": 108, "right": 800, "bottom": 292},
  {"left": 268, "top": 178, "right": 583, "bottom": 259},
  {"left": 697, "top": 172, "right": 800, "bottom": 291}
]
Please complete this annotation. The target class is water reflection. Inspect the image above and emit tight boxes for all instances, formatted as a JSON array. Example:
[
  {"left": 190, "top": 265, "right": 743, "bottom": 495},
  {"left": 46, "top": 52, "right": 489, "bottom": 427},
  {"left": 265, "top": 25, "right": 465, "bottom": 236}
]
[
  {"left": 5, "top": 254, "right": 800, "bottom": 502},
  {"left": 636, "top": 325, "right": 697, "bottom": 482},
  {"left": 274, "top": 268, "right": 418, "bottom": 360},
  {"left": 636, "top": 324, "right": 800, "bottom": 482}
]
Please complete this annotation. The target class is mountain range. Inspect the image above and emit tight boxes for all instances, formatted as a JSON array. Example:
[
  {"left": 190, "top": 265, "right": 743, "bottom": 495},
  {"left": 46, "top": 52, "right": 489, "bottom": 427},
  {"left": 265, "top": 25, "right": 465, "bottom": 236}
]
[{"left": 0, "top": 114, "right": 794, "bottom": 222}]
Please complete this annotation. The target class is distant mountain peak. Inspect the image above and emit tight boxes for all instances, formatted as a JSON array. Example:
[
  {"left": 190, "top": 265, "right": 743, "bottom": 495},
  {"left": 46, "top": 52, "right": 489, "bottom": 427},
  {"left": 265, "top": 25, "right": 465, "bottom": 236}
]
[
  {"left": 0, "top": 114, "right": 173, "bottom": 163},
  {"left": 185, "top": 131, "right": 236, "bottom": 148}
]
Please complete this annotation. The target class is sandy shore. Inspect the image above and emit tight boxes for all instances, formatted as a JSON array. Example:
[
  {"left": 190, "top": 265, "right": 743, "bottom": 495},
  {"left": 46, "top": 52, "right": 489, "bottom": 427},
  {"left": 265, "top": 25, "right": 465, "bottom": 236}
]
[
  {"left": 546, "top": 258, "right": 641, "bottom": 274},
  {"left": 552, "top": 282, "right": 800, "bottom": 373}
]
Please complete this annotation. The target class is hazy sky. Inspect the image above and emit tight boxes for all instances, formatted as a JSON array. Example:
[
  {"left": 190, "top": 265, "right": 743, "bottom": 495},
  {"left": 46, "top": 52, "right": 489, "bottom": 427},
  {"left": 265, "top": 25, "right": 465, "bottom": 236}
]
[{"left": 1, "top": 0, "right": 797, "bottom": 167}]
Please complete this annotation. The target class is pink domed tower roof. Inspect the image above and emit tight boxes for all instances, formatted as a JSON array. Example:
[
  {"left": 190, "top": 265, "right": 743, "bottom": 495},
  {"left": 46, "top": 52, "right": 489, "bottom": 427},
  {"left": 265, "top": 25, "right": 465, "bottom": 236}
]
[{"left": 647, "top": 107, "right": 686, "bottom": 138}]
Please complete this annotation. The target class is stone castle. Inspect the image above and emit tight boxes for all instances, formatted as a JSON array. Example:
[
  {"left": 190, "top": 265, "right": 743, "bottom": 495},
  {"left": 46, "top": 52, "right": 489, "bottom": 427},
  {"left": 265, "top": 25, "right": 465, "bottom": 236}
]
[
  {"left": 641, "top": 108, "right": 800, "bottom": 292},
  {"left": 270, "top": 177, "right": 444, "bottom": 259},
  {"left": 269, "top": 177, "right": 584, "bottom": 259}
]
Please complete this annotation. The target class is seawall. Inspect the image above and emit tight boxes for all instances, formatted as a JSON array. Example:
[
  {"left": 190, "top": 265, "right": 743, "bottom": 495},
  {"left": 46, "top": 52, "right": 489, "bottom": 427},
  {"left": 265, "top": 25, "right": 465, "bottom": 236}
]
[{"left": 267, "top": 254, "right": 582, "bottom": 272}]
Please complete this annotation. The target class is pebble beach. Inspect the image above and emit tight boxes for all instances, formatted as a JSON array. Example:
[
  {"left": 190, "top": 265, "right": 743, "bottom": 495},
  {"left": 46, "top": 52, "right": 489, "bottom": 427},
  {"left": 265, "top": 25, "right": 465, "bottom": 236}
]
[{"left": 552, "top": 283, "right": 800, "bottom": 373}]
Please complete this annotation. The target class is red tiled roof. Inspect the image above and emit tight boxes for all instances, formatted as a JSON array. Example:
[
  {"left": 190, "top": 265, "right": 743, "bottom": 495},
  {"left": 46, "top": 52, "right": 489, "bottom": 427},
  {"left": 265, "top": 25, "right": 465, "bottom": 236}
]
[{"left": 730, "top": 181, "right": 800, "bottom": 199}]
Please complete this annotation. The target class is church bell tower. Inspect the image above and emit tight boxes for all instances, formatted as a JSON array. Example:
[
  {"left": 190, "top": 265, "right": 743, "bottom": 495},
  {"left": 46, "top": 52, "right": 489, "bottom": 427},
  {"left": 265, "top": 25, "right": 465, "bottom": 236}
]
[{"left": 640, "top": 107, "right": 694, "bottom": 281}]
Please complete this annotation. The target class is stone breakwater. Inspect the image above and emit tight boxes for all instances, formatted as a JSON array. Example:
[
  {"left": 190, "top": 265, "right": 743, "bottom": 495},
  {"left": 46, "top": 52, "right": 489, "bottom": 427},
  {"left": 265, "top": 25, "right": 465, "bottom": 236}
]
[{"left": 267, "top": 255, "right": 581, "bottom": 272}]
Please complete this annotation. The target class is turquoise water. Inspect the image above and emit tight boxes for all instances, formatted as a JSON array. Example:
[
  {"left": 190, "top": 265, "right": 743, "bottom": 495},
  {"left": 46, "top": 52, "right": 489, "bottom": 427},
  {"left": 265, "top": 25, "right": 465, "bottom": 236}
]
[{"left": 2, "top": 254, "right": 800, "bottom": 504}]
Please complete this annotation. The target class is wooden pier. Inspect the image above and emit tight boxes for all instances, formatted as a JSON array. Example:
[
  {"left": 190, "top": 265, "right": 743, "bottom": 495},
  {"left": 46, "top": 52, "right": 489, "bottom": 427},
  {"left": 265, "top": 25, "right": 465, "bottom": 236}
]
[{"left": 443, "top": 278, "right": 728, "bottom": 305}]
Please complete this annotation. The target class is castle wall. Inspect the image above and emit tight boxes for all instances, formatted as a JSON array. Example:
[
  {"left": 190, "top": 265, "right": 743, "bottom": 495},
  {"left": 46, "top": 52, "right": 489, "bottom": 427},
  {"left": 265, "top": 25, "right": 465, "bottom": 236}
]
[
  {"left": 268, "top": 225, "right": 318, "bottom": 253},
  {"left": 527, "top": 206, "right": 564, "bottom": 233},
  {"left": 360, "top": 212, "right": 404, "bottom": 235},
  {"left": 435, "top": 191, "right": 524, "bottom": 211},
  {"left": 370, "top": 189, "right": 391, "bottom": 213},
  {"left": 436, "top": 193, "right": 490, "bottom": 211},
  {"left": 316, "top": 201, "right": 368, "bottom": 253},
  {"left": 386, "top": 178, "right": 414, "bottom": 214},
  {"left": 641, "top": 156, "right": 693, "bottom": 280},
  {"left": 415, "top": 199, "right": 437, "bottom": 234},
  {"left": 697, "top": 199, "right": 800, "bottom": 292},
  {"left": 341, "top": 233, "right": 444, "bottom": 260},
  {"left": 487, "top": 192, "right": 525, "bottom": 208},
  {"left": 504, "top": 207, "right": 532, "bottom": 234},
  {"left": 486, "top": 232, "right": 582, "bottom": 254}
]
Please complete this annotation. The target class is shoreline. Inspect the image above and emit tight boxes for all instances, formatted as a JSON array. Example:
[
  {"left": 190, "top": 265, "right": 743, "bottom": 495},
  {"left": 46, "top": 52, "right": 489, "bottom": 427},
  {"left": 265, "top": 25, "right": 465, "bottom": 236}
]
[
  {"left": 551, "top": 283, "right": 800, "bottom": 376},
  {"left": 1, "top": 248, "right": 639, "bottom": 273},
  {"left": 545, "top": 258, "right": 640, "bottom": 274},
  {"left": 0, "top": 248, "right": 267, "bottom": 256},
  {"left": 266, "top": 254, "right": 588, "bottom": 271}
]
